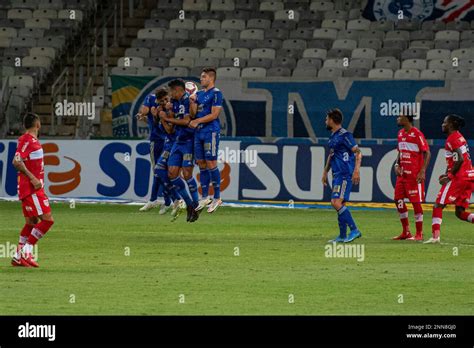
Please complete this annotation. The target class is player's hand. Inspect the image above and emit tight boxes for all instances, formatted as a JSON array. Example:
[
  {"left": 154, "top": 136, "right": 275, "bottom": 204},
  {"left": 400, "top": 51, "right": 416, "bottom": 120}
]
[
  {"left": 394, "top": 164, "right": 402, "bottom": 176},
  {"left": 189, "top": 94, "right": 197, "bottom": 103},
  {"left": 352, "top": 170, "right": 360, "bottom": 185},
  {"left": 158, "top": 111, "right": 168, "bottom": 119},
  {"left": 416, "top": 169, "right": 426, "bottom": 183},
  {"left": 189, "top": 119, "right": 200, "bottom": 129},
  {"left": 150, "top": 107, "right": 158, "bottom": 117},
  {"left": 165, "top": 102, "right": 172, "bottom": 111},
  {"left": 322, "top": 171, "right": 328, "bottom": 186},
  {"left": 135, "top": 112, "right": 144, "bottom": 121},
  {"left": 30, "top": 177, "right": 42, "bottom": 190},
  {"left": 439, "top": 174, "right": 450, "bottom": 185}
]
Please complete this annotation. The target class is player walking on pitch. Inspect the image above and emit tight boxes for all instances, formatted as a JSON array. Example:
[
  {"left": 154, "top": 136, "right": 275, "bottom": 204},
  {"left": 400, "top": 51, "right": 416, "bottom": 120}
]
[
  {"left": 323, "top": 109, "right": 363, "bottom": 243},
  {"left": 392, "top": 115, "right": 431, "bottom": 241},
  {"left": 426, "top": 115, "right": 474, "bottom": 244},
  {"left": 11, "top": 113, "right": 55, "bottom": 267},
  {"left": 189, "top": 67, "right": 224, "bottom": 213}
]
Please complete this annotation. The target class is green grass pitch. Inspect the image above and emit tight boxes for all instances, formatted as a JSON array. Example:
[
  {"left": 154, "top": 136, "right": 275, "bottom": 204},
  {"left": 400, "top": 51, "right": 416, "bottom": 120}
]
[{"left": 0, "top": 201, "right": 472, "bottom": 315}]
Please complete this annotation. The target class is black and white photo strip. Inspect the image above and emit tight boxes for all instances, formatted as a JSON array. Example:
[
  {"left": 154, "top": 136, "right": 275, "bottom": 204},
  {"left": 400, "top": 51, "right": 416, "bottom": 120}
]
[{"left": 0, "top": 0, "right": 473, "bottom": 346}]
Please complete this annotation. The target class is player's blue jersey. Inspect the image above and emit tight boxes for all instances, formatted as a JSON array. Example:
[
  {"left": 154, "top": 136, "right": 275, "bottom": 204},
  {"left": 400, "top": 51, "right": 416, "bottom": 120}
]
[
  {"left": 195, "top": 86, "right": 223, "bottom": 133},
  {"left": 143, "top": 93, "right": 166, "bottom": 142},
  {"left": 171, "top": 92, "right": 194, "bottom": 143},
  {"left": 328, "top": 128, "right": 357, "bottom": 177}
]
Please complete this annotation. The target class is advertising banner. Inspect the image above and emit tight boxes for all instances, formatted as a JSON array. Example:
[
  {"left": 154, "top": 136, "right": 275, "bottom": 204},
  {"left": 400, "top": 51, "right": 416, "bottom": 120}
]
[{"left": 1, "top": 140, "right": 470, "bottom": 204}]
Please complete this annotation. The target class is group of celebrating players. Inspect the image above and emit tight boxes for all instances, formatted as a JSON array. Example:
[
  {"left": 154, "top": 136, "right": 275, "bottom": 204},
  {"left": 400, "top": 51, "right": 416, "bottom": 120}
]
[
  {"left": 137, "top": 67, "right": 224, "bottom": 223},
  {"left": 323, "top": 109, "right": 474, "bottom": 244},
  {"left": 8, "top": 66, "right": 474, "bottom": 268}
]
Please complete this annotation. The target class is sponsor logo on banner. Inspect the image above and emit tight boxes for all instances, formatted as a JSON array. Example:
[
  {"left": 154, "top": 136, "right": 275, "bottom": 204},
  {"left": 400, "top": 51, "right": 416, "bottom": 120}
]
[{"left": 0, "top": 140, "right": 472, "bottom": 203}]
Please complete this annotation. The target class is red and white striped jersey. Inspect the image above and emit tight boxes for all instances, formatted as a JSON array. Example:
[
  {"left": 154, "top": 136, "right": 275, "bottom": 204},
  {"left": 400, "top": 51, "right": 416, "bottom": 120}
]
[
  {"left": 445, "top": 130, "right": 473, "bottom": 180},
  {"left": 397, "top": 126, "right": 429, "bottom": 178},
  {"left": 15, "top": 133, "right": 44, "bottom": 200}
]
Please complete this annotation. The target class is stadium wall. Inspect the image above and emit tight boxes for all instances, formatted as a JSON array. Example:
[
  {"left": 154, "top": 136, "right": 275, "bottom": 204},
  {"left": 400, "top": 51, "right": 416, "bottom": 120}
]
[
  {"left": 112, "top": 76, "right": 474, "bottom": 140},
  {"left": 0, "top": 139, "right": 471, "bottom": 204}
]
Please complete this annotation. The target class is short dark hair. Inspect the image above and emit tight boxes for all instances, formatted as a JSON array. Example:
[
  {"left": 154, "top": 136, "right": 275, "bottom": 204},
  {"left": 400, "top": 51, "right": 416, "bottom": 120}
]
[
  {"left": 202, "top": 67, "right": 217, "bottom": 81},
  {"left": 23, "top": 112, "right": 39, "bottom": 129},
  {"left": 405, "top": 115, "right": 414, "bottom": 123},
  {"left": 155, "top": 87, "right": 168, "bottom": 100},
  {"left": 326, "top": 108, "right": 343, "bottom": 125},
  {"left": 447, "top": 114, "right": 465, "bottom": 130},
  {"left": 167, "top": 79, "right": 186, "bottom": 90}
]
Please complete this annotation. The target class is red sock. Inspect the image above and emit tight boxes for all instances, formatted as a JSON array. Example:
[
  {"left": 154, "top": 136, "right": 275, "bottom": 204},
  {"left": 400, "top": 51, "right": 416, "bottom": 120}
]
[
  {"left": 432, "top": 207, "right": 443, "bottom": 239},
  {"left": 19, "top": 224, "right": 34, "bottom": 248},
  {"left": 27, "top": 220, "right": 54, "bottom": 246},
  {"left": 412, "top": 203, "right": 423, "bottom": 235},
  {"left": 458, "top": 211, "right": 474, "bottom": 223},
  {"left": 396, "top": 200, "right": 410, "bottom": 233}
]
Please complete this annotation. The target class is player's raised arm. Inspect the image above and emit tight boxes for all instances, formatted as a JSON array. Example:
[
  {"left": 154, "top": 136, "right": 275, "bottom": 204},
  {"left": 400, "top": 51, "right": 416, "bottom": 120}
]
[
  {"left": 189, "top": 94, "right": 197, "bottom": 119},
  {"left": 136, "top": 103, "right": 150, "bottom": 121}
]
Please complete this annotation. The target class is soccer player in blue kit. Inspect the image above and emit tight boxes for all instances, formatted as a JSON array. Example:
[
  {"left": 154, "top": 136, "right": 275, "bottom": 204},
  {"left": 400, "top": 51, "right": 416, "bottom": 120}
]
[
  {"left": 161, "top": 79, "right": 200, "bottom": 222},
  {"left": 136, "top": 89, "right": 171, "bottom": 214},
  {"left": 189, "top": 68, "right": 224, "bottom": 213},
  {"left": 152, "top": 88, "right": 186, "bottom": 221},
  {"left": 322, "top": 109, "right": 363, "bottom": 243}
]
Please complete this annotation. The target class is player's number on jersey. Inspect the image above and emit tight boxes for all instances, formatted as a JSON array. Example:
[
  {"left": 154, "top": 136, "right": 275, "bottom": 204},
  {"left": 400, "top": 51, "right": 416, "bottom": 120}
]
[
  {"left": 179, "top": 105, "right": 185, "bottom": 115},
  {"left": 343, "top": 152, "right": 349, "bottom": 162},
  {"left": 453, "top": 152, "right": 459, "bottom": 161}
]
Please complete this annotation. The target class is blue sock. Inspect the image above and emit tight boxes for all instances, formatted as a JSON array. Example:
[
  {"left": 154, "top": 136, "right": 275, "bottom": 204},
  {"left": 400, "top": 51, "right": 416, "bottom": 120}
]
[
  {"left": 186, "top": 177, "right": 199, "bottom": 204},
  {"left": 156, "top": 168, "right": 180, "bottom": 201},
  {"left": 337, "top": 212, "right": 347, "bottom": 238},
  {"left": 170, "top": 177, "right": 194, "bottom": 207},
  {"left": 209, "top": 167, "right": 221, "bottom": 199},
  {"left": 150, "top": 175, "right": 160, "bottom": 201},
  {"left": 338, "top": 205, "right": 358, "bottom": 232},
  {"left": 199, "top": 168, "right": 210, "bottom": 198}
]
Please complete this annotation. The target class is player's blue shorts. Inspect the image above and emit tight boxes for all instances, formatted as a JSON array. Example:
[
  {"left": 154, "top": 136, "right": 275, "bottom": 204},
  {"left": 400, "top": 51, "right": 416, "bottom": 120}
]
[
  {"left": 331, "top": 175, "right": 352, "bottom": 202},
  {"left": 150, "top": 139, "right": 165, "bottom": 167},
  {"left": 168, "top": 140, "right": 194, "bottom": 168},
  {"left": 156, "top": 139, "right": 174, "bottom": 170},
  {"left": 194, "top": 130, "right": 219, "bottom": 161}
]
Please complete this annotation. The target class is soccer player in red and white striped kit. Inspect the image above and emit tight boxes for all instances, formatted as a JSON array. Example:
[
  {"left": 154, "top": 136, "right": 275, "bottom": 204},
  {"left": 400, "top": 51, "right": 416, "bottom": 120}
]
[
  {"left": 11, "top": 113, "right": 54, "bottom": 267},
  {"left": 393, "top": 115, "right": 431, "bottom": 241},
  {"left": 426, "top": 114, "right": 474, "bottom": 243}
]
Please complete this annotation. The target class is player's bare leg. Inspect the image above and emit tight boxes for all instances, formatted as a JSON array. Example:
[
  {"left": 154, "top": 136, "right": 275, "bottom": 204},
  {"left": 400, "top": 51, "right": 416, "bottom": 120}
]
[
  {"left": 196, "top": 160, "right": 212, "bottom": 211},
  {"left": 11, "top": 216, "right": 38, "bottom": 267},
  {"left": 206, "top": 159, "right": 222, "bottom": 213},
  {"left": 425, "top": 203, "right": 445, "bottom": 244}
]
